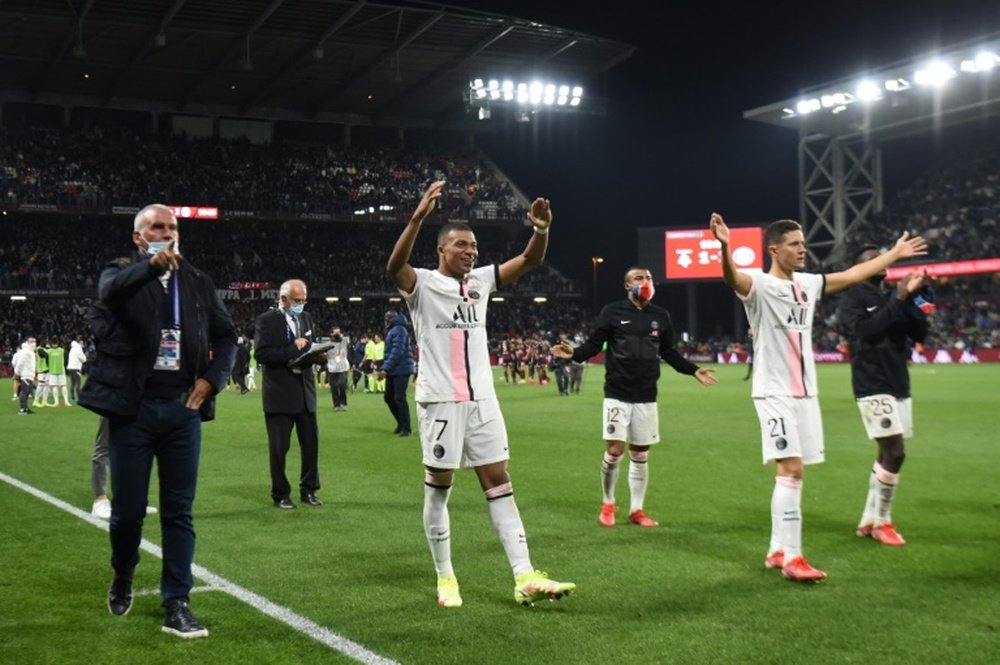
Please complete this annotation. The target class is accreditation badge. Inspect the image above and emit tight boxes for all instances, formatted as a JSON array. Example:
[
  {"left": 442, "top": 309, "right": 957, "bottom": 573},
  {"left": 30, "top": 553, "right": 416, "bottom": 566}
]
[{"left": 154, "top": 328, "right": 181, "bottom": 371}]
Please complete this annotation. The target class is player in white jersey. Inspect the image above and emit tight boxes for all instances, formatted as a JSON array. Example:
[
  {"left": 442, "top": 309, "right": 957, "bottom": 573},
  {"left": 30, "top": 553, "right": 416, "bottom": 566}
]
[
  {"left": 388, "top": 181, "right": 575, "bottom": 608},
  {"left": 710, "top": 213, "right": 927, "bottom": 582}
]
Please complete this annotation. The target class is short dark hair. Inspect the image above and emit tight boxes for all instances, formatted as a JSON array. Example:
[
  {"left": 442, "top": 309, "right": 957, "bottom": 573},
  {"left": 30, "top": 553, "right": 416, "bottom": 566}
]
[
  {"left": 764, "top": 219, "right": 802, "bottom": 248},
  {"left": 623, "top": 265, "right": 651, "bottom": 281},
  {"left": 437, "top": 222, "right": 473, "bottom": 244},
  {"left": 851, "top": 244, "right": 882, "bottom": 265}
]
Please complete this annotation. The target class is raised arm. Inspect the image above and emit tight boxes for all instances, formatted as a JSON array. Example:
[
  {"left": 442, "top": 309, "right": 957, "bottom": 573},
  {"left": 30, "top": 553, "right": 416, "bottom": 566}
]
[
  {"left": 387, "top": 181, "right": 445, "bottom": 294},
  {"left": 497, "top": 198, "right": 551, "bottom": 287},
  {"left": 824, "top": 232, "right": 928, "bottom": 295},
  {"left": 709, "top": 213, "right": 753, "bottom": 297}
]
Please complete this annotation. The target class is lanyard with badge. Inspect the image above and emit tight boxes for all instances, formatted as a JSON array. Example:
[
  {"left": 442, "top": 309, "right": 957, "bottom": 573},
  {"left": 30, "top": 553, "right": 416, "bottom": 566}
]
[{"left": 154, "top": 272, "right": 182, "bottom": 371}]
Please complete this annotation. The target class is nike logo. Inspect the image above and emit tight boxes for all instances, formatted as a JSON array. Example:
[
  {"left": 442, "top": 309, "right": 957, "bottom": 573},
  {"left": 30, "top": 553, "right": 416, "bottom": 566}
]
[
  {"left": 866, "top": 306, "right": 878, "bottom": 312},
  {"left": 621, "top": 320, "right": 631, "bottom": 325}
]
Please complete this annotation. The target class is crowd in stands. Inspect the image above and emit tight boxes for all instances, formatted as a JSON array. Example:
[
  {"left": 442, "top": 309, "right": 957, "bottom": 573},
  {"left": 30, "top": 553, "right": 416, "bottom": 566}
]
[
  {"left": 0, "top": 126, "right": 525, "bottom": 220},
  {"left": 2, "top": 123, "right": 999, "bottom": 373},
  {"left": 0, "top": 213, "right": 577, "bottom": 295}
]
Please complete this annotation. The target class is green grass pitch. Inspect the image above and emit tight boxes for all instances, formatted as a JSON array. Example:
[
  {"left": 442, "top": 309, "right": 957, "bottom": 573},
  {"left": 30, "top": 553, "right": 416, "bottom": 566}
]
[{"left": 1, "top": 363, "right": 998, "bottom": 664}]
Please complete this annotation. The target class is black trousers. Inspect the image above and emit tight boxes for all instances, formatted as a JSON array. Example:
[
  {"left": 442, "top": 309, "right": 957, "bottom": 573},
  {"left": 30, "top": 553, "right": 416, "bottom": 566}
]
[
  {"left": 384, "top": 373, "right": 411, "bottom": 433},
  {"left": 264, "top": 411, "right": 320, "bottom": 501},
  {"left": 329, "top": 372, "right": 348, "bottom": 407}
]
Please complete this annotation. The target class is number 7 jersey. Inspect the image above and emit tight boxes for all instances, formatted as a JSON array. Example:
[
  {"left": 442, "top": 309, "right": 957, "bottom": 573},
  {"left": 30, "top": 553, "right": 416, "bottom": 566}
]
[
  {"left": 402, "top": 266, "right": 499, "bottom": 403},
  {"left": 740, "top": 271, "right": 825, "bottom": 398}
]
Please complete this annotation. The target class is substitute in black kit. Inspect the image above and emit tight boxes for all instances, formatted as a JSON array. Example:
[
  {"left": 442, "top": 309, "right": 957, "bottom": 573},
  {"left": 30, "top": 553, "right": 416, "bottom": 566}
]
[
  {"left": 254, "top": 278, "right": 328, "bottom": 509},
  {"left": 552, "top": 266, "right": 716, "bottom": 529},
  {"left": 80, "top": 204, "right": 237, "bottom": 639}
]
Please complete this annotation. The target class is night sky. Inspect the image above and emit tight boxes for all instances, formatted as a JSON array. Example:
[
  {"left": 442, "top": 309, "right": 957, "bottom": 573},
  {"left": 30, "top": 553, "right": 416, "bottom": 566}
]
[{"left": 466, "top": 0, "right": 1000, "bottom": 321}]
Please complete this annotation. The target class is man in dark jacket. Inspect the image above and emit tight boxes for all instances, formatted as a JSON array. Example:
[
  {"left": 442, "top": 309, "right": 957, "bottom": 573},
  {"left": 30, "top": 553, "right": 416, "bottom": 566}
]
[
  {"left": 378, "top": 309, "right": 415, "bottom": 436},
  {"left": 254, "top": 279, "right": 324, "bottom": 509},
  {"left": 79, "top": 204, "right": 236, "bottom": 639},
  {"left": 552, "top": 266, "right": 717, "bottom": 529},
  {"left": 837, "top": 246, "right": 932, "bottom": 547}
]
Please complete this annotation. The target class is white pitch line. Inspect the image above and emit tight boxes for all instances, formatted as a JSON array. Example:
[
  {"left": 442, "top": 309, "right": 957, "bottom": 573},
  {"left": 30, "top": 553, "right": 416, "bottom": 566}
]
[{"left": 0, "top": 471, "right": 399, "bottom": 665}]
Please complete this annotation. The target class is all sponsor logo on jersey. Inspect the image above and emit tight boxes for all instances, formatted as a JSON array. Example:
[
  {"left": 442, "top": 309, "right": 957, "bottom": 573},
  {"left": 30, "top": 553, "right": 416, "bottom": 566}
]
[
  {"left": 436, "top": 303, "right": 481, "bottom": 329},
  {"left": 786, "top": 307, "right": 808, "bottom": 326}
]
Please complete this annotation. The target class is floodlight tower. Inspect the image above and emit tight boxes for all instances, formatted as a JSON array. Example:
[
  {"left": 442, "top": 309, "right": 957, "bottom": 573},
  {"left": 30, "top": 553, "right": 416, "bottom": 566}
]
[{"left": 744, "top": 34, "right": 1000, "bottom": 266}]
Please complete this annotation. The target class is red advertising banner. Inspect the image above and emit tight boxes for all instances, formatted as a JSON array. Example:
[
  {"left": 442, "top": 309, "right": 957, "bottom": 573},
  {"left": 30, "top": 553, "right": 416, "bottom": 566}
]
[
  {"left": 885, "top": 257, "right": 1000, "bottom": 281},
  {"left": 664, "top": 227, "right": 763, "bottom": 280}
]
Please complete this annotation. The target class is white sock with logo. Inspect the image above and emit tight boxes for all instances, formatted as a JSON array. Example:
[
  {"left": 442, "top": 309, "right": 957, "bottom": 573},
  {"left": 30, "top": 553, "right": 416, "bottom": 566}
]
[
  {"left": 772, "top": 476, "right": 803, "bottom": 560},
  {"left": 873, "top": 462, "right": 899, "bottom": 527},
  {"left": 627, "top": 450, "right": 650, "bottom": 514},
  {"left": 423, "top": 482, "right": 453, "bottom": 577},
  {"left": 485, "top": 484, "right": 532, "bottom": 577}
]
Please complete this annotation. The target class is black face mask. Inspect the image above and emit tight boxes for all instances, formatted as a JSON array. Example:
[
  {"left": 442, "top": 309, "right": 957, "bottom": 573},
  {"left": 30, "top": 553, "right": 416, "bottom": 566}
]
[{"left": 332, "top": 334, "right": 342, "bottom": 341}]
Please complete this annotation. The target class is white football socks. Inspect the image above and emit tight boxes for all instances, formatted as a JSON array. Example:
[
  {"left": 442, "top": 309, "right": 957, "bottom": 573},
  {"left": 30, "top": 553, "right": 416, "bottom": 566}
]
[
  {"left": 600, "top": 452, "right": 622, "bottom": 504},
  {"left": 771, "top": 476, "right": 803, "bottom": 559},
  {"left": 423, "top": 483, "right": 453, "bottom": 577},
  {"left": 627, "top": 450, "right": 650, "bottom": 514},
  {"left": 873, "top": 462, "right": 899, "bottom": 526},
  {"left": 485, "top": 484, "right": 532, "bottom": 577}
]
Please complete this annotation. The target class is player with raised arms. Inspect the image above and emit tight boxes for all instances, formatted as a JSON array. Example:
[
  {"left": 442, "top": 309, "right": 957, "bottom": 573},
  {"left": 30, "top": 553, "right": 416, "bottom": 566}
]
[
  {"left": 387, "top": 181, "right": 575, "bottom": 608},
  {"left": 709, "top": 212, "right": 927, "bottom": 582}
]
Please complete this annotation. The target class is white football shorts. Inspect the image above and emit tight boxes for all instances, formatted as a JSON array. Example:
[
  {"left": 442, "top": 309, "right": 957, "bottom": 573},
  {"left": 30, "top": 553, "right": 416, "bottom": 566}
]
[
  {"left": 417, "top": 398, "right": 509, "bottom": 469},
  {"left": 753, "top": 395, "right": 825, "bottom": 465},
  {"left": 856, "top": 394, "right": 912, "bottom": 439},
  {"left": 602, "top": 398, "right": 660, "bottom": 446}
]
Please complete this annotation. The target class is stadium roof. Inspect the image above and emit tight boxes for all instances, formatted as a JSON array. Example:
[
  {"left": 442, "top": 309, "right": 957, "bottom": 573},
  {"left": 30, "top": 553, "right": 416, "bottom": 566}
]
[
  {"left": 744, "top": 31, "right": 1000, "bottom": 141},
  {"left": 0, "top": 0, "right": 635, "bottom": 129}
]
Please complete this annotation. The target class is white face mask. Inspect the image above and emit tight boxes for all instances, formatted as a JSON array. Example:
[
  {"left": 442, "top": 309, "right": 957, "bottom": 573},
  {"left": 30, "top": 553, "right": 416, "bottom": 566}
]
[{"left": 145, "top": 239, "right": 178, "bottom": 256}]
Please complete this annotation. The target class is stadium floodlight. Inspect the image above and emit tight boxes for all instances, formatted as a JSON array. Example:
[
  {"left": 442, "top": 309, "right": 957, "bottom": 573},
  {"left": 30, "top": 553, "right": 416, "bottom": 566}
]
[
  {"left": 914, "top": 61, "right": 956, "bottom": 86},
  {"left": 467, "top": 77, "right": 592, "bottom": 117},
  {"left": 961, "top": 51, "right": 999, "bottom": 72},
  {"left": 884, "top": 77, "right": 911, "bottom": 92},
  {"left": 10, "top": 295, "right": 27, "bottom": 301},
  {"left": 348, "top": 297, "right": 363, "bottom": 302},
  {"left": 529, "top": 81, "right": 543, "bottom": 104},
  {"left": 856, "top": 80, "right": 882, "bottom": 102},
  {"left": 532, "top": 297, "right": 548, "bottom": 303},
  {"left": 491, "top": 296, "right": 505, "bottom": 302},
  {"left": 796, "top": 98, "right": 821, "bottom": 114},
  {"left": 325, "top": 297, "right": 339, "bottom": 303}
]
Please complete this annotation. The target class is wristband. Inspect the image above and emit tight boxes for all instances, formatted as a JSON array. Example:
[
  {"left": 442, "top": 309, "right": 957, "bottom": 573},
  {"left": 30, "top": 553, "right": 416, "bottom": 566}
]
[{"left": 534, "top": 226, "right": 549, "bottom": 235}]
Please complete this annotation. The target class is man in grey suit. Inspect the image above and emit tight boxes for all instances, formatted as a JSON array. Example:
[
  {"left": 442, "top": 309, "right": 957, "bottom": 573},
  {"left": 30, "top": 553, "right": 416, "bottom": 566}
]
[{"left": 254, "top": 279, "right": 324, "bottom": 509}]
